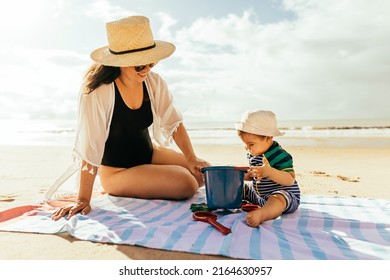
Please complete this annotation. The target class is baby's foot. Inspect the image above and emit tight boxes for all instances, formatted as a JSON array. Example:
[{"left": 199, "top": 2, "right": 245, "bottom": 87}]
[{"left": 246, "top": 209, "right": 265, "bottom": 227}]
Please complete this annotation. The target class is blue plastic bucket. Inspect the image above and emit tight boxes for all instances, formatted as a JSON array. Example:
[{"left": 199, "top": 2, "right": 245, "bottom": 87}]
[{"left": 201, "top": 166, "right": 246, "bottom": 209}]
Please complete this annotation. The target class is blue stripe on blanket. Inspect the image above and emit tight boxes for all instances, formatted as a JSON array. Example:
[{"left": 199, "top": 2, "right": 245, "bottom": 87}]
[
  {"left": 191, "top": 227, "right": 214, "bottom": 254},
  {"left": 298, "top": 208, "right": 327, "bottom": 259},
  {"left": 249, "top": 228, "right": 261, "bottom": 259},
  {"left": 273, "top": 219, "right": 293, "bottom": 259},
  {"left": 318, "top": 197, "right": 358, "bottom": 259}
]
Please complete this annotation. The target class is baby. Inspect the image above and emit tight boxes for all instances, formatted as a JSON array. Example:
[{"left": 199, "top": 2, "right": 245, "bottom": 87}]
[{"left": 235, "top": 110, "right": 301, "bottom": 227}]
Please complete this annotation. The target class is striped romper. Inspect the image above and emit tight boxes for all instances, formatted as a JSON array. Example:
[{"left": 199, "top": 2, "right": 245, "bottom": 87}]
[{"left": 243, "top": 141, "right": 300, "bottom": 214}]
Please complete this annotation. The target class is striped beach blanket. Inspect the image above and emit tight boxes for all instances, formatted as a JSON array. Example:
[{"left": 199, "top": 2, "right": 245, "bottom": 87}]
[{"left": 1, "top": 188, "right": 389, "bottom": 259}]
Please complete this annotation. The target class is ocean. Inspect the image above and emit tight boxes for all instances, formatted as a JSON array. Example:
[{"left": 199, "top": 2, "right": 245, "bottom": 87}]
[{"left": 1, "top": 118, "right": 390, "bottom": 148}]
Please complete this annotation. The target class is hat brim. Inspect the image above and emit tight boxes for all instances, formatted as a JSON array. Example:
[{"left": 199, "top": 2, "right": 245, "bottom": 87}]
[
  {"left": 234, "top": 122, "right": 284, "bottom": 137},
  {"left": 90, "top": 40, "right": 175, "bottom": 67}
]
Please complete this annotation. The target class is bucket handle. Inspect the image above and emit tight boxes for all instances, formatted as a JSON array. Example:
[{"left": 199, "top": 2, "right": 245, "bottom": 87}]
[
  {"left": 200, "top": 166, "right": 249, "bottom": 173},
  {"left": 234, "top": 166, "right": 249, "bottom": 172}
]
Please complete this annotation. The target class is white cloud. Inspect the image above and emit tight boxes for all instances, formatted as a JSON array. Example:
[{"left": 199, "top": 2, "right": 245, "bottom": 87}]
[
  {"left": 0, "top": 47, "right": 85, "bottom": 119},
  {"left": 164, "top": 0, "right": 390, "bottom": 121},
  {"left": 84, "top": 0, "right": 137, "bottom": 22},
  {"left": 153, "top": 12, "right": 178, "bottom": 40}
]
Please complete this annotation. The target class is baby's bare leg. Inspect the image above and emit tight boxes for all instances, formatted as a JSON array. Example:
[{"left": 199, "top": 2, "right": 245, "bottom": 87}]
[{"left": 246, "top": 194, "right": 287, "bottom": 227}]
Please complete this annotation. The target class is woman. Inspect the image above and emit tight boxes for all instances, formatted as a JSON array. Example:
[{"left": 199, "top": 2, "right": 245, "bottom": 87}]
[{"left": 51, "top": 15, "right": 209, "bottom": 221}]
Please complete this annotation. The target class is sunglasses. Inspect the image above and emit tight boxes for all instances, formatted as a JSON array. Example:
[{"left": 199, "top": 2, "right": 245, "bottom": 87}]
[{"left": 134, "top": 63, "right": 155, "bottom": 72}]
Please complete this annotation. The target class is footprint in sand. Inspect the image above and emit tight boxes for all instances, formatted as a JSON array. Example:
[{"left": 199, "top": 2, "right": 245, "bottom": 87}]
[
  {"left": 310, "top": 171, "right": 360, "bottom": 182},
  {"left": 337, "top": 175, "right": 360, "bottom": 183},
  {"left": 311, "top": 171, "right": 331, "bottom": 177},
  {"left": 0, "top": 194, "right": 17, "bottom": 202}
]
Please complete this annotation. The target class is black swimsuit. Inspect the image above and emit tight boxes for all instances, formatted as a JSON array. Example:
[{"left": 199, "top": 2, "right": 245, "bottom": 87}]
[{"left": 101, "top": 82, "right": 153, "bottom": 168}]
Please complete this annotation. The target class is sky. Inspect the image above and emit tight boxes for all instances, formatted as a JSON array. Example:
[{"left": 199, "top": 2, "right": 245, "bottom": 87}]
[{"left": 1, "top": 0, "right": 389, "bottom": 123}]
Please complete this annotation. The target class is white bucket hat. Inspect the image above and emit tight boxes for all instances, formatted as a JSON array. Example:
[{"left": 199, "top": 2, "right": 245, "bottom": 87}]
[
  {"left": 234, "top": 109, "right": 284, "bottom": 137},
  {"left": 90, "top": 15, "right": 175, "bottom": 67}
]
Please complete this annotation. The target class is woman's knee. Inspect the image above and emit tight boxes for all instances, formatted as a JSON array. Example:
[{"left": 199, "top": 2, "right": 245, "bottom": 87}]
[{"left": 174, "top": 168, "right": 198, "bottom": 199}]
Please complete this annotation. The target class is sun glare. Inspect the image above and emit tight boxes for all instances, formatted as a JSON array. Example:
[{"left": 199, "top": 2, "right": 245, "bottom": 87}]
[{"left": 0, "top": 0, "right": 48, "bottom": 32}]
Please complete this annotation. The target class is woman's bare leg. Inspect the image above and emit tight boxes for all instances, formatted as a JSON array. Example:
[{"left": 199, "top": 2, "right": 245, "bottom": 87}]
[
  {"left": 100, "top": 146, "right": 200, "bottom": 200},
  {"left": 151, "top": 145, "right": 204, "bottom": 187}
]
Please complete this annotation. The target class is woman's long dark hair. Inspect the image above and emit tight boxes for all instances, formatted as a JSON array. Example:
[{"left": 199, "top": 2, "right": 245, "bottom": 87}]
[{"left": 83, "top": 64, "right": 121, "bottom": 93}]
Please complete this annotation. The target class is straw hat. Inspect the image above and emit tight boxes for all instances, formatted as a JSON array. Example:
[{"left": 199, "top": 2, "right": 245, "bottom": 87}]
[
  {"left": 235, "top": 109, "right": 284, "bottom": 137},
  {"left": 90, "top": 16, "right": 175, "bottom": 67}
]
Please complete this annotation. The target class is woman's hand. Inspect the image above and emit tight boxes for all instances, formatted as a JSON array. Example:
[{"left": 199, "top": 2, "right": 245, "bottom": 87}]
[
  {"left": 188, "top": 156, "right": 210, "bottom": 172},
  {"left": 187, "top": 156, "right": 210, "bottom": 186},
  {"left": 51, "top": 199, "right": 91, "bottom": 221}
]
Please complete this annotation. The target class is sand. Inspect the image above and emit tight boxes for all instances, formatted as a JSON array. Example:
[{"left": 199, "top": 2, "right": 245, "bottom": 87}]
[{"left": 1, "top": 141, "right": 390, "bottom": 259}]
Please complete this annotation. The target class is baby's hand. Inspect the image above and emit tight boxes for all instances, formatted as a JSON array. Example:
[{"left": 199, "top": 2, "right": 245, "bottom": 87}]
[{"left": 251, "top": 155, "right": 272, "bottom": 179}]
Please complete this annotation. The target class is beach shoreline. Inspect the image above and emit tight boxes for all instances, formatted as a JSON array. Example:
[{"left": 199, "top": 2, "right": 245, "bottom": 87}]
[{"left": 1, "top": 141, "right": 390, "bottom": 259}]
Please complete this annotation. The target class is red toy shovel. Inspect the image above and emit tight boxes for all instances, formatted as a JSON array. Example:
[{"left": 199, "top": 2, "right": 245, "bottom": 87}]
[{"left": 193, "top": 211, "right": 231, "bottom": 235}]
